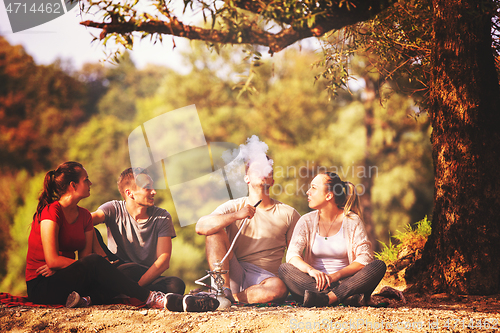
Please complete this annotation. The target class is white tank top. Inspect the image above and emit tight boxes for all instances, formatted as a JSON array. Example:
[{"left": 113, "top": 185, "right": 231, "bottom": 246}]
[{"left": 310, "top": 225, "right": 349, "bottom": 274}]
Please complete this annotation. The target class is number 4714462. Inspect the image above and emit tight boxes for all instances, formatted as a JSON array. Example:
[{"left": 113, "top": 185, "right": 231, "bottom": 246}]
[{"left": 6, "top": 2, "right": 62, "bottom": 14}]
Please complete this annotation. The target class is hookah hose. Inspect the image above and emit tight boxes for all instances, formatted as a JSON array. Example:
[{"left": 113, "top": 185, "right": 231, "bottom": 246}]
[{"left": 195, "top": 199, "right": 262, "bottom": 290}]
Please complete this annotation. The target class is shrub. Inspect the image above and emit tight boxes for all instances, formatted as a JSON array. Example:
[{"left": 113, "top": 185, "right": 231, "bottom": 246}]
[{"left": 375, "top": 216, "right": 431, "bottom": 265}]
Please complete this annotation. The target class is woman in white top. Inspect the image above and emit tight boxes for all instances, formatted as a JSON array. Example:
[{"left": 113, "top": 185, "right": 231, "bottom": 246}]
[{"left": 278, "top": 172, "right": 386, "bottom": 307}]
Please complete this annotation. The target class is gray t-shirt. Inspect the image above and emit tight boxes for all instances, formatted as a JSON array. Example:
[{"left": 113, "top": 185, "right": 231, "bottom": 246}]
[{"left": 99, "top": 200, "right": 176, "bottom": 267}]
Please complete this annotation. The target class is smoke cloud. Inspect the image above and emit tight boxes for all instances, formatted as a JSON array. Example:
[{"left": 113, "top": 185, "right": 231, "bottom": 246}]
[{"left": 221, "top": 135, "right": 274, "bottom": 194}]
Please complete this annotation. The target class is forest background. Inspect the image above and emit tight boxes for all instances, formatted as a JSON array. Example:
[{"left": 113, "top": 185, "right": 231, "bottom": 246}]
[{"left": 0, "top": 34, "right": 433, "bottom": 295}]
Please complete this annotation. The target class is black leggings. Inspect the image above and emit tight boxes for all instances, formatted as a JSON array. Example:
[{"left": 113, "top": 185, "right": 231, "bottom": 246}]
[
  {"left": 94, "top": 227, "right": 185, "bottom": 295},
  {"left": 26, "top": 254, "right": 151, "bottom": 305},
  {"left": 117, "top": 262, "right": 185, "bottom": 295},
  {"left": 278, "top": 260, "right": 386, "bottom": 303}
]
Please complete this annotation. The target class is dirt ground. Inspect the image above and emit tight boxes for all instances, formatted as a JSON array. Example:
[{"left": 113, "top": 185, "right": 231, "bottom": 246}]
[
  {"left": 2, "top": 284, "right": 500, "bottom": 333},
  {"left": 6, "top": 221, "right": 497, "bottom": 332}
]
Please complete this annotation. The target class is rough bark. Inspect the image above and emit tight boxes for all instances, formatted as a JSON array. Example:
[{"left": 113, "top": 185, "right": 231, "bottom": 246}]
[{"left": 406, "top": 0, "right": 500, "bottom": 295}]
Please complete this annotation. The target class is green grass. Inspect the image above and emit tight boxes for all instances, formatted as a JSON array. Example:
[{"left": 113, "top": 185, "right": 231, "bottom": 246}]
[
  {"left": 375, "top": 236, "right": 399, "bottom": 263},
  {"left": 375, "top": 216, "right": 431, "bottom": 264}
]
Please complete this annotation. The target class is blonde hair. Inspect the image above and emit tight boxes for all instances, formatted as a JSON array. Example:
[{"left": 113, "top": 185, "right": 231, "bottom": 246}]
[
  {"left": 342, "top": 181, "right": 363, "bottom": 220},
  {"left": 323, "top": 172, "right": 363, "bottom": 221}
]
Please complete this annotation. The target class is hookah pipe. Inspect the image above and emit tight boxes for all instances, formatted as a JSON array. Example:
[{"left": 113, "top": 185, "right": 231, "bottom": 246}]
[{"left": 195, "top": 199, "right": 262, "bottom": 308}]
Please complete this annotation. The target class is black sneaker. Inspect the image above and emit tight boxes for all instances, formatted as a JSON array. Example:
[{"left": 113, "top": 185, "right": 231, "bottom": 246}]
[
  {"left": 165, "top": 293, "right": 184, "bottom": 312},
  {"left": 66, "top": 291, "right": 90, "bottom": 308},
  {"left": 303, "top": 290, "right": 329, "bottom": 308},
  {"left": 183, "top": 295, "right": 220, "bottom": 312}
]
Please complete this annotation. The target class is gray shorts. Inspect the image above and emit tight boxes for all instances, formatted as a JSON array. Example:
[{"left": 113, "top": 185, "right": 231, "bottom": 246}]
[{"left": 227, "top": 256, "right": 276, "bottom": 293}]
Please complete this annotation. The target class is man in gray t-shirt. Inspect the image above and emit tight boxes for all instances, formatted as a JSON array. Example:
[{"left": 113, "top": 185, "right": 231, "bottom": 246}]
[{"left": 92, "top": 168, "right": 185, "bottom": 295}]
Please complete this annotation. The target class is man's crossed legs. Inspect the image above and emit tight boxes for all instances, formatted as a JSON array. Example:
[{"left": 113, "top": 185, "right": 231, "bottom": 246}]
[{"left": 205, "top": 229, "right": 288, "bottom": 304}]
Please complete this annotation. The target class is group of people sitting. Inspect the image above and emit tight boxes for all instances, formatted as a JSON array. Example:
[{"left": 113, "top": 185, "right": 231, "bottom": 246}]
[{"left": 25, "top": 158, "right": 386, "bottom": 312}]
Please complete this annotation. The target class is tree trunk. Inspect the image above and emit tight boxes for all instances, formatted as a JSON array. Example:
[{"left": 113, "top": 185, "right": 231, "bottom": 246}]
[
  {"left": 361, "top": 75, "right": 378, "bottom": 251},
  {"left": 406, "top": 0, "right": 500, "bottom": 294}
]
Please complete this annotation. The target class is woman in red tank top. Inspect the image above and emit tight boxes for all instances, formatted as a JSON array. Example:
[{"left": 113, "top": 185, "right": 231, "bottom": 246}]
[{"left": 25, "top": 162, "right": 166, "bottom": 308}]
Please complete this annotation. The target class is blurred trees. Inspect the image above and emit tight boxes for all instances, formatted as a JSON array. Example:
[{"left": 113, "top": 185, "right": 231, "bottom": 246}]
[
  {"left": 0, "top": 37, "right": 432, "bottom": 294},
  {"left": 139, "top": 43, "right": 433, "bottom": 246},
  {"left": 0, "top": 171, "right": 29, "bottom": 279},
  {"left": 67, "top": 115, "right": 132, "bottom": 210},
  {"left": 0, "top": 37, "right": 90, "bottom": 171},
  {"left": 0, "top": 174, "right": 43, "bottom": 294},
  {"left": 94, "top": 52, "right": 173, "bottom": 120},
  {"left": 0, "top": 36, "right": 91, "bottom": 287}
]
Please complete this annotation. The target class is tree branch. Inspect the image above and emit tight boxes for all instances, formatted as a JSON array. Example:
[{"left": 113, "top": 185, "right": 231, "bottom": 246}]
[
  {"left": 231, "top": 0, "right": 396, "bottom": 30},
  {"left": 81, "top": 17, "right": 316, "bottom": 54},
  {"left": 80, "top": 0, "right": 395, "bottom": 54}
]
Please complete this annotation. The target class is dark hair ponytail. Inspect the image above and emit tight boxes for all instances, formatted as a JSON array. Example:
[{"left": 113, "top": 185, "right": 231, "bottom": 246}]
[
  {"left": 35, "top": 161, "right": 84, "bottom": 220},
  {"left": 324, "top": 172, "right": 363, "bottom": 220}
]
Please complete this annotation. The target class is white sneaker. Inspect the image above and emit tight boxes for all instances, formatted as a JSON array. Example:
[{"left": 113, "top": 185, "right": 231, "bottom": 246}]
[{"left": 146, "top": 291, "right": 167, "bottom": 309}]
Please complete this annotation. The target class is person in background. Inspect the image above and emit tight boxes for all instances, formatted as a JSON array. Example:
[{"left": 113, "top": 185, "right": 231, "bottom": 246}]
[
  {"left": 92, "top": 167, "right": 184, "bottom": 295},
  {"left": 197, "top": 157, "right": 301, "bottom": 304},
  {"left": 26, "top": 162, "right": 218, "bottom": 312},
  {"left": 278, "top": 172, "right": 386, "bottom": 307}
]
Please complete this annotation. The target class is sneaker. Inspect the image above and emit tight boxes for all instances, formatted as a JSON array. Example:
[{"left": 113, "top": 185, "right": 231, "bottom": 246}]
[
  {"left": 303, "top": 290, "right": 329, "bottom": 308},
  {"left": 164, "top": 293, "right": 184, "bottom": 312},
  {"left": 183, "top": 294, "right": 220, "bottom": 312},
  {"left": 146, "top": 291, "right": 166, "bottom": 309},
  {"left": 66, "top": 291, "right": 90, "bottom": 308}
]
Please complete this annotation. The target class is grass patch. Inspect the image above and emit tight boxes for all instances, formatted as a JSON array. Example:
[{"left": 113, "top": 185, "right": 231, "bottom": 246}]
[
  {"left": 375, "top": 236, "right": 399, "bottom": 263},
  {"left": 375, "top": 216, "right": 431, "bottom": 265}
]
